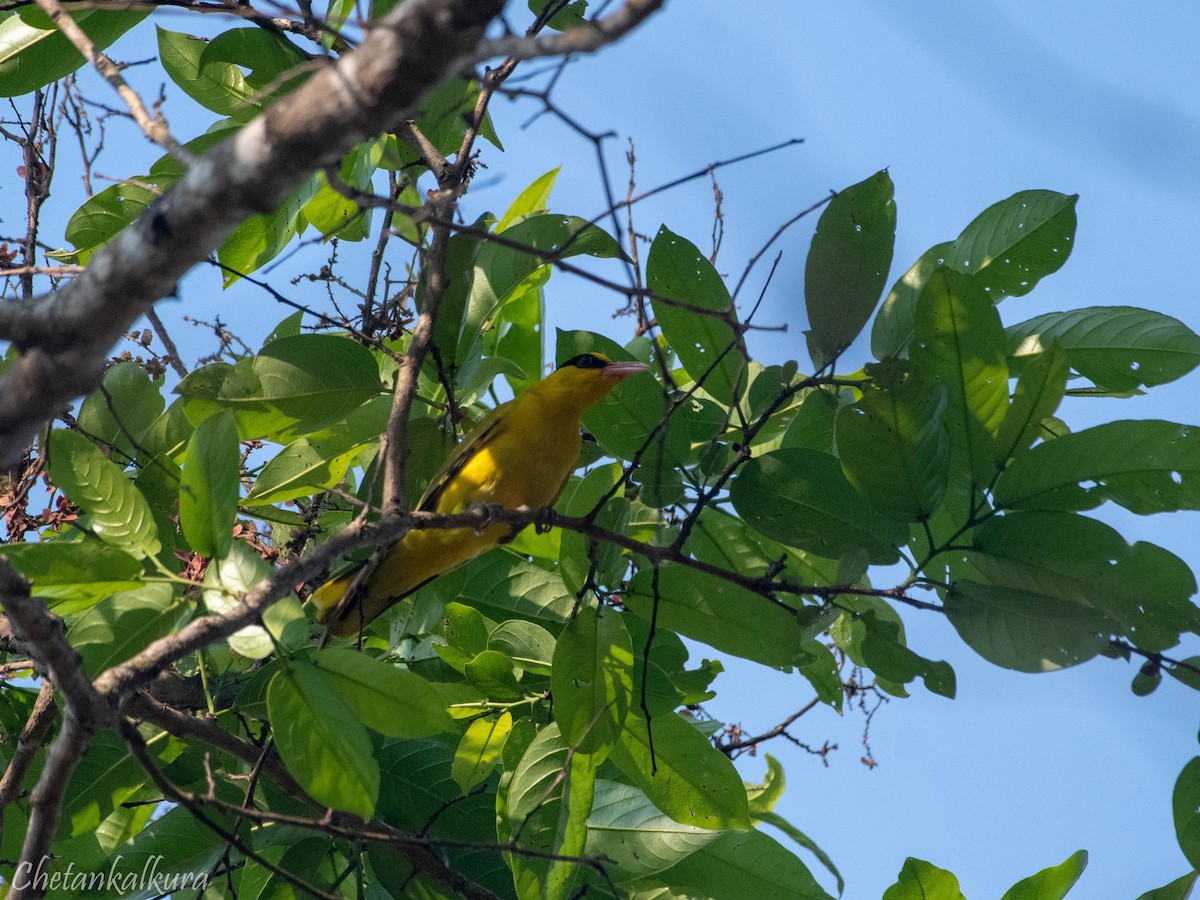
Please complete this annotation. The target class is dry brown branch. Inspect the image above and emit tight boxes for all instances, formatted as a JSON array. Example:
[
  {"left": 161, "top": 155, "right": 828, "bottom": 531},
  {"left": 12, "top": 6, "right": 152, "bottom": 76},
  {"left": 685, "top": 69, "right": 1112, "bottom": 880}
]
[
  {"left": 0, "top": 0, "right": 509, "bottom": 469},
  {"left": 33, "top": 0, "right": 193, "bottom": 161},
  {"left": 0, "top": 680, "right": 56, "bottom": 826}
]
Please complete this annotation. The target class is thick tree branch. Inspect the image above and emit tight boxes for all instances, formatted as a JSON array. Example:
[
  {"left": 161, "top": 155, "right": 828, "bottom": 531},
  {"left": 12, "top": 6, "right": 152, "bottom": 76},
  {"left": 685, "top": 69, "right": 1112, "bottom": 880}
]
[{"left": 0, "top": 0, "right": 508, "bottom": 468}]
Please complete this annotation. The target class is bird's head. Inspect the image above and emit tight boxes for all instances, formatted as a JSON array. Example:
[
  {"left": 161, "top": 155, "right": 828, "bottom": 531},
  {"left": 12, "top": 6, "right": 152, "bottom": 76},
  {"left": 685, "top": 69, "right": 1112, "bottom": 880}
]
[{"left": 533, "top": 352, "right": 650, "bottom": 411}]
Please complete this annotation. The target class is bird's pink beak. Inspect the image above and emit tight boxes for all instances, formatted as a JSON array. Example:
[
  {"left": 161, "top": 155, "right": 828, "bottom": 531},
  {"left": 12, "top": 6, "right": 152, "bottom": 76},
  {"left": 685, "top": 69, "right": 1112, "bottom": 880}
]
[{"left": 602, "top": 360, "right": 650, "bottom": 380}]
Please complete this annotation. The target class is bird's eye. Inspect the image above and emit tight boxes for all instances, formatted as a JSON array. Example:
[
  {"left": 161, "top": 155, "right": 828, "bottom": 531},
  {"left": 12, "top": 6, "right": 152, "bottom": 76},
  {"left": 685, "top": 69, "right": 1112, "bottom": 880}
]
[{"left": 561, "top": 353, "right": 606, "bottom": 370}]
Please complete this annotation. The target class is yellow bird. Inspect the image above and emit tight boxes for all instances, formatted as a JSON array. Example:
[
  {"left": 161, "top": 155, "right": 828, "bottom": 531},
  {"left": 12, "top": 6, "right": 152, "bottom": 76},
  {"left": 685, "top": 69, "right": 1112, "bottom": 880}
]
[{"left": 312, "top": 352, "right": 649, "bottom": 637}]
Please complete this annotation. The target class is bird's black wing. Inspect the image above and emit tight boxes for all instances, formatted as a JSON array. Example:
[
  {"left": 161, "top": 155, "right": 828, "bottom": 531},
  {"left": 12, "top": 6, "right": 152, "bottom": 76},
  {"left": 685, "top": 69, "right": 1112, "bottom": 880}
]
[{"left": 416, "top": 411, "right": 508, "bottom": 513}]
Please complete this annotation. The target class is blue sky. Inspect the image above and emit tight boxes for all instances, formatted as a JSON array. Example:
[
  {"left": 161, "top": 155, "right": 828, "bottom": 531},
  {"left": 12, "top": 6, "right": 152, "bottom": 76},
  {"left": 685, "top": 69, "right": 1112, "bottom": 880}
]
[
  {"left": 463, "top": 3, "right": 1200, "bottom": 895},
  {"left": 6, "top": 0, "right": 1200, "bottom": 896}
]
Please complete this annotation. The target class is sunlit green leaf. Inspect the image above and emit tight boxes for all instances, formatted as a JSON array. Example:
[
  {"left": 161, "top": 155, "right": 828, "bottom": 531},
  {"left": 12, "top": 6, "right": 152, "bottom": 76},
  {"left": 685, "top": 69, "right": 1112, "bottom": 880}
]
[
  {"left": 1008, "top": 306, "right": 1200, "bottom": 392},
  {"left": 993, "top": 420, "right": 1200, "bottom": 514},
  {"left": 48, "top": 429, "right": 161, "bottom": 560},
  {"left": 268, "top": 661, "right": 379, "bottom": 819},
  {"left": 1000, "top": 849, "right": 1088, "bottom": 900},
  {"left": 610, "top": 710, "right": 750, "bottom": 830},
  {"left": 911, "top": 266, "right": 1008, "bottom": 487},
  {"left": 552, "top": 605, "right": 633, "bottom": 758},
  {"left": 316, "top": 648, "right": 454, "bottom": 738},
  {"left": 883, "top": 857, "right": 966, "bottom": 900},
  {"left": 452, "top": 712, "right": 512, "bottom": 793},
  {"left": 837, "top": 365, "right": 949, "bottom": 520},
  {"left": 657, "top": 828, "right": 833, "bottom": 900},
  {"left": 179, "top": 410, "right": 239, "bottom": 559},
  {"left": 0, "top": 6, "right": 148, "bottom": 97},
  {"left": 996, "top": 340, "right": 1069, "bottom": 464}
]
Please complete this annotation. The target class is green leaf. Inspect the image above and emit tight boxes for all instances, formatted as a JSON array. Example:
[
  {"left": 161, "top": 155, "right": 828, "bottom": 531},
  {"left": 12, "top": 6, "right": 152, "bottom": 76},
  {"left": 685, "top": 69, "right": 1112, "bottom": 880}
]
[
  {"left": 458, "top": 214, "right": 622, "bottom": 368},
  {"left": 950, "top": 190, "right": 1077, "bottom": 298},
  {"left": 993, "top": 420, "right": 1200, "bottom": 514},
  {"left": 496, "top": 166, "right": 560, "bottom": 232},
  {"left": 464, "top": 649, "right": 524, "bottom": 701},
  {"left": 558, "top": 464, "right": 630, "bottom": 595},
  {"left": 657, "top": 828, "right": 833, "bottom": 900},
  {"left": 1176, "top": 758, "right": 1200, "bottom": 870},
  {"left": 202, "top": 541, "right": 276, "bottom": 659},
  {"left": 157, "top": 26, "right": 306, "bottom": 121},
  {"left": 217, "top": 176, "right": 316, "bottom": 284},
  {"left": 489, "top": 619, "right": 556, "bottom": 675},
  {"left": 584, "top": 779, "right": 721, "bottom": 880},
  {"left": 0, "top": 540, "right": 142, "bottom": 609},
  {"left": 175, "top": 333, "right": 381, "bottom": 439},
  {"left": 996, "top": 340, "right": 1069, "bottom": 465},
  {"left": 77, "top": 362, "right": 166, "bottom": 459},
  {"left": 1168, "top": 658, "right": 1200, "bottom": 693},
  {"left": 647, "top": 226, "right": 748, "bottom": 404},
  {"left": 1008, "top": 306, "right": 1200, "bottom": 392},
  {"left": 970, "top": 511, "right": 1199, "bottom": 652},
  {"left": 945, "top": 580, "right": 1112, "bottom": 672},
  {"left": 730, "top": 448, "right": 908, "bottom": 564},
  {"left": 858, "top": 612, "right": 956, "bottom": 698},
  {"left": 610, "top": 710, "right": 751, "bottom": 830},
  {"left": 68, "top": 583, "right": 182, "bottom": 676},
  {"left": 528, "top": 0, "right": 589, "bottom": 31},
  {"left": 452, "top": 711, "right": 512, "bottom": 793},
  {"left": 552, "top": 606, "right": 633, "bottom": 758},
  {"left": 623, "top": 565, "right": 820, "bottom": 668},
  {"left": 59, "top": 731, "right": 147, "bottom": 839},
  {"left": 410, "top": 77, "right": 503, "bottom": 158},
  {"left": 303, "top": 136, "right": 385, "bottom": 241},
  {"left": 267, "top": 661, "right": 379, "bottom": 819},
  {"left": 1001, "top": 850, "right": 1088, "bottom": 900},
  {"left": 315, "top": 647, "right": 454, "bottom": 738},
  {"left": 179, "top": 410, "right": 239, "bottom": 559},
  {"left": 804, "top": 169, "right": 896, "bottom": 368},
  {"left": 412, "top": 552, "right": 575, "bottom": 625},
  {"left": 0, "top": 6, "right": 149, "bottom": 98},
  {"left": 872, "top": 190, "right": 1076, "bottom": 358},
  {"left": 545, "top": 750, "right": 600, "bottom": 900},
  {"left": 104, "top": 804, "right": 230, "bottom": 892},
  {"left": 837, "top": 365, "right": 949, "bottom": 520},
  {"left": 911, "top": 266, "right": 1009, "bottom": 486},
  {"left": 883, "top": 857, "right": 966, "bottom": 900},
  {"left": 1138, "top": 871, "right": 1200, "bottom": 900},
  {"left": 872, "top": 242, "right": 954, "bottom": 360},
  {"left": 48, "top": 429, "right": 161, "bottom": 559}
]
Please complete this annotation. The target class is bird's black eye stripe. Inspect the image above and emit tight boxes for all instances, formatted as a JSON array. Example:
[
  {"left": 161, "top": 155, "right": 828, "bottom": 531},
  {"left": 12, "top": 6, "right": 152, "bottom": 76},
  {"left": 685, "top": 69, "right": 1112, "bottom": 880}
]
[{"left": 561, "top": 353, "right": 607, "bottom": 370}]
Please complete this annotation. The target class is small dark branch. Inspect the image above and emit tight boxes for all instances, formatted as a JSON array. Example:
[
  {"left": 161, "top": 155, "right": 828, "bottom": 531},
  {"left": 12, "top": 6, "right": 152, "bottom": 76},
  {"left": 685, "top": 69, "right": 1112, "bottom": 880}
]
[
  {"left": 144, "top": 306, "right": 188, "bottom": 377},
  {"left": 730, "top": 191, "right": 832, "bottom": 305},
  {"left": 12, "top": 712, "right": 91, "bottom": 900},
  {"left": 718, "top": 697, "right": 821, "bottom": 756},
  {"left": 126, "top": 692, "right": 311, "bottom": 803},
  {"left": 0, "top": 558, "right": 110, "bottom": 723},
  {"left": 0, "top": 679, "right": 57, "bottom": 820},
  {"left": 120, "top": 720, "right": 345, "bottom": 900},
  {"left": 33, "top": 0, "right": 192, "bottom": 162},
  {"left": 474, "top": 0, "right": 664, "bottom": 62}
]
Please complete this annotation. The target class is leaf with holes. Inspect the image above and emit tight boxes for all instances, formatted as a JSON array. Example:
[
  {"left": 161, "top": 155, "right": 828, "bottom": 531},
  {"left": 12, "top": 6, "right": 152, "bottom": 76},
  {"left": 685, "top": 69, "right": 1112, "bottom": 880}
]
[
  {"left": 993, "top": 419, "right": 1200, "bottom": 514},
  {"left": 648, "top": 226, "right": 747, "bottom": 404},
  {"left": 1008, "top": 306, "right": 1200, "bottom": 392},
  {"left": 805, "top": 169, "right": 896, "bottom": 369},
  {"left": 944, "top": 581, "right": 1112, "bottom": 673}
]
